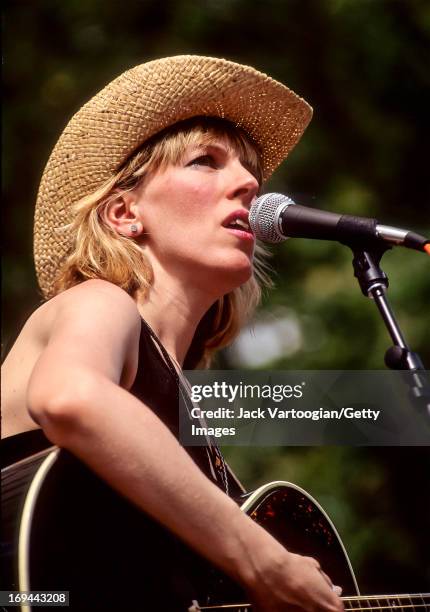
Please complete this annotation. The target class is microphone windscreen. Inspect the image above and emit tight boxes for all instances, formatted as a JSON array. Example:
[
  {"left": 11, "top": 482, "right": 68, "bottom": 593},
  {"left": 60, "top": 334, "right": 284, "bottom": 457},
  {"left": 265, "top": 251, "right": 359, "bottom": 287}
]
[{"left": 249, "top": 193, "right": 295, "bottom": 243}]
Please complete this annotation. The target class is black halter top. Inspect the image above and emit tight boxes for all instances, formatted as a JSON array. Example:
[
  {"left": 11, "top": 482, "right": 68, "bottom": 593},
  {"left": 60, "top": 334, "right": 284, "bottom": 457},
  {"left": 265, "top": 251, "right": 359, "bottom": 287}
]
[{"left": 128, "top": 317, "right": 242, "bottom": 497}]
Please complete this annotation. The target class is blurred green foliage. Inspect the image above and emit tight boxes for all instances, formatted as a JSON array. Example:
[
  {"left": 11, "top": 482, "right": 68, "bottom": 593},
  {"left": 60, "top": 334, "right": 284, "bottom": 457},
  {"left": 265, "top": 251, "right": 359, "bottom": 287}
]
[{"left": 3, "top": 0, "right": 429, "bottom": 594}]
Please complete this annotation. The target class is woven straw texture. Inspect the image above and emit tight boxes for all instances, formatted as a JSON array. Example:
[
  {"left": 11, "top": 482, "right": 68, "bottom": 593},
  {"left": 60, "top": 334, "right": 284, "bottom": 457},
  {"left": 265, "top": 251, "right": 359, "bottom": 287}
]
[{"left": 34, "top": 55, "right": 312, "bottom": 298}]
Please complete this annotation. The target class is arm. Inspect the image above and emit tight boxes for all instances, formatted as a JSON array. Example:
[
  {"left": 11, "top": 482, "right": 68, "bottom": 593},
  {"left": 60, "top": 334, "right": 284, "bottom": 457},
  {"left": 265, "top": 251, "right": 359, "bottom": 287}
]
[{"left": 27, "top": 280, "right": 342, "bottom": 612}]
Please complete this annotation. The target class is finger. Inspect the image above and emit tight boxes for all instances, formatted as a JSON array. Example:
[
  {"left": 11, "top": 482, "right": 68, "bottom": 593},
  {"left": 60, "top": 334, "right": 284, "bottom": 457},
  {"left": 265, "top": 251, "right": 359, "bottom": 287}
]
[{"left": 333, "top": 585, "right": 343, "bottom": 596}]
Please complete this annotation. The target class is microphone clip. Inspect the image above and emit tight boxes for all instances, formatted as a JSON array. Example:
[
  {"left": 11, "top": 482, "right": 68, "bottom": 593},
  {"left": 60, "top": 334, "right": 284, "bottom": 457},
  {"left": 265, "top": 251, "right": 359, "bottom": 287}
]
[{"left": 351, "top": 243, "right": 391, "bottom": 298}]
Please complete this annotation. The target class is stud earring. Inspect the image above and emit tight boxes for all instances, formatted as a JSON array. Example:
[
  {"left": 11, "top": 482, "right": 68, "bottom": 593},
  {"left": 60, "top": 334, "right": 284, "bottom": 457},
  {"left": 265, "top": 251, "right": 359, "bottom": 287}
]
[{"left": 130, "top": 224, "right": 138, "bottom": 234}]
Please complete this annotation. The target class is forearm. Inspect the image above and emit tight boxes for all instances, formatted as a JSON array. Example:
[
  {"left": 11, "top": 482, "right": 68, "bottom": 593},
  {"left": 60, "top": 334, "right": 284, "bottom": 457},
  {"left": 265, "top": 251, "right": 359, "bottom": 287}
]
[{"left": 32, "top": 373, "right": 269, "bottom": 586}]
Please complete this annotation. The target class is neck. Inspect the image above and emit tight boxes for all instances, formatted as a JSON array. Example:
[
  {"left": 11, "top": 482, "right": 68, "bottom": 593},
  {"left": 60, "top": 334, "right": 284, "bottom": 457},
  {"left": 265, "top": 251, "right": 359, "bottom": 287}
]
[{"left": 135, "top": 264, "right": 220, "bottom": 366}]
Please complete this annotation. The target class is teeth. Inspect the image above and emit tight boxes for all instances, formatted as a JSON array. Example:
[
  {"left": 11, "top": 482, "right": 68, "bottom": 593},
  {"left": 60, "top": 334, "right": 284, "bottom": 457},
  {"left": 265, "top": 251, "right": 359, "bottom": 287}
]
[{"left": 234, "top": 218, "right": 249, "bottom": 230}]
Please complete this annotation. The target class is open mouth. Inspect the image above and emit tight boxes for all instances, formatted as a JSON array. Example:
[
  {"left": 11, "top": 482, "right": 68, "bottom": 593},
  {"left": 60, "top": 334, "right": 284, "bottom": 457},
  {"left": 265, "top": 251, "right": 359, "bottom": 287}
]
[
  {"left": 222, "top": 211, "right": 254, "bottom": 238},
  {"left": 226, "top": 218, "right": 251, "bottom": 232}
]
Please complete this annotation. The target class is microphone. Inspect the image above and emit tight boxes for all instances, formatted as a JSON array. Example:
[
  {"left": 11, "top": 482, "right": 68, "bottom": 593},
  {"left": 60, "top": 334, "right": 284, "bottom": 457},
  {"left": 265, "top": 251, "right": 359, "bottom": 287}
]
[{"left": 249, "top": 193, "right": 430, "bottom": 254}]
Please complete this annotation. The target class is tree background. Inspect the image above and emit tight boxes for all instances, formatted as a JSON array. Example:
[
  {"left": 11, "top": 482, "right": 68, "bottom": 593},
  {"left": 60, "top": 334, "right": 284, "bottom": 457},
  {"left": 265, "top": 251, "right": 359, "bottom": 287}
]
[{"left": 3, "top": 0, "right": 429, "bottom": 594}]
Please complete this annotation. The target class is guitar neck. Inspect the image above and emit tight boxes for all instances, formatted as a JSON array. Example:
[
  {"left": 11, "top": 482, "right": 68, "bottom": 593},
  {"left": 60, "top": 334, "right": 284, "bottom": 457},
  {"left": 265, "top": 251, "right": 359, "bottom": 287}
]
[
  {"left": 342, "top": 593, "right": 430, "bottom": 611},
  {"left": 190, "top": 594, "right": 430, "bottom": 611}
]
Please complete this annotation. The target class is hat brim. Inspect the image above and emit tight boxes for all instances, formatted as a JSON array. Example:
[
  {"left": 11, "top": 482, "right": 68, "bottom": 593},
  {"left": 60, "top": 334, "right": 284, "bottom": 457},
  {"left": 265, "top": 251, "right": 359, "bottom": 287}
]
[{"left": 34, "top": 55, "right": 312, "bottom": 298}]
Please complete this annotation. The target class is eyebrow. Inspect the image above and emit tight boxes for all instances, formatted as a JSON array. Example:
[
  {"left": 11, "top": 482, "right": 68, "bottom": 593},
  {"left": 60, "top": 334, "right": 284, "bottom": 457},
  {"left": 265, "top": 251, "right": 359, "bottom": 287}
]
[
  {"left": 189, "top": 142, "right": 230, "bottom": 155},
  {"left": 185, "top": 141, "right": 261, "bottom": 185}
]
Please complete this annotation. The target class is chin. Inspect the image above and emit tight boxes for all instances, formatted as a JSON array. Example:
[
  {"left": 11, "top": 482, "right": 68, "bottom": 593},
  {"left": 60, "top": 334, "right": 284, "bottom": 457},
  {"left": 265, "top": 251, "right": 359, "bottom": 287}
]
[
  {"left": 191, "top": 252, "right": 254, "bottom": 294},
  {"left": 219, "top": 256, "right": 254, "bottom": 290},
  {"left": 235, "top": 263, "right": 254, "bottom": 285}
]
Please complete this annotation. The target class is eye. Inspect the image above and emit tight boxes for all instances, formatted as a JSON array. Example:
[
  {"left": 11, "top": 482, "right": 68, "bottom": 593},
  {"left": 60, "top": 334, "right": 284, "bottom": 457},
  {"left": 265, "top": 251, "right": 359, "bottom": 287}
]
[{"left": 188, "top": 154, "right": 217, "bottom": 168}]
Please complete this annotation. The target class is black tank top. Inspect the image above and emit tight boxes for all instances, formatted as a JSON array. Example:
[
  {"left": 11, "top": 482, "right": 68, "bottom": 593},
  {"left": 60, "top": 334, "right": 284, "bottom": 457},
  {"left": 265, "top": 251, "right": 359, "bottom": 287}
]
[
  {"left": 129, "top": 317, "right": 243, "bottom": 498},
  {"left": 1, "top": 318, "right": 243, "bottom": 498}
]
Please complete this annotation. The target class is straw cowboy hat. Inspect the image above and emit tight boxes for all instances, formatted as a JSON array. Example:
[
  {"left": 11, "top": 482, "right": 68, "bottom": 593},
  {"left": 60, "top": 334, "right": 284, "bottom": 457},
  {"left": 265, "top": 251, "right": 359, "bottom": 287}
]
[{"left": 34, "top": 54, "right": 312, "bottom": 298}]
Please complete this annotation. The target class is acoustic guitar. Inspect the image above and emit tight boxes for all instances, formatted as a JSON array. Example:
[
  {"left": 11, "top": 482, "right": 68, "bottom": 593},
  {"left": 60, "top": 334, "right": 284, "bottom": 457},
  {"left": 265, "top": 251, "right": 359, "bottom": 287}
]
[{"left": 1, "top": 447, "right": 429, "bottom": 611}]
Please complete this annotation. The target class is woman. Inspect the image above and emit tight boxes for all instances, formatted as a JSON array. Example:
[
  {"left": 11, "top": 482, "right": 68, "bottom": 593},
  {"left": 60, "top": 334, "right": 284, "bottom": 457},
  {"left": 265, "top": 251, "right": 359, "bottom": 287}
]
[{"left": 2, "top": 55, "right": 343, "bottom": 611}]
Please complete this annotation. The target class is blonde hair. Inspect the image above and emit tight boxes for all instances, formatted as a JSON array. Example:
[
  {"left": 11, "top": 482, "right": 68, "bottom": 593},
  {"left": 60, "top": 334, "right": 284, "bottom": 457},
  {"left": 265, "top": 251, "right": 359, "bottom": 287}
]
[{"left": 55, "top": 117, "right": 272, "bottom": 368}]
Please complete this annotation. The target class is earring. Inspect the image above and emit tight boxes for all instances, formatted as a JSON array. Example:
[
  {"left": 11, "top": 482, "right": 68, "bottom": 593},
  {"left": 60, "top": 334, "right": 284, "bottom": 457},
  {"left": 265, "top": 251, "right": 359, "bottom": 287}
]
[{"left": 130, "top": 224, "right": 138, "bottom": 234}]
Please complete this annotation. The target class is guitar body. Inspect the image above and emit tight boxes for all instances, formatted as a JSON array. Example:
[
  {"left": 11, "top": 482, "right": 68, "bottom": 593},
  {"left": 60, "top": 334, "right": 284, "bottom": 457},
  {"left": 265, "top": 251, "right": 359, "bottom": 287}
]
[
  {"left": 3, "top": 447, "right": 426, "bottom": 612},
  {"left": 3, "top": 448, "right": 216, "bottom": 610}
]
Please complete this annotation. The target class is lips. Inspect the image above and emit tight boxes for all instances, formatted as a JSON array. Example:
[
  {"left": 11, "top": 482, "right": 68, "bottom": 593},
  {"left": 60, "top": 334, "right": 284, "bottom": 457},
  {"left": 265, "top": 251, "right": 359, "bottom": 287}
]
[{"left": 222, "top": 209, "right": 253, "bottom": 234}]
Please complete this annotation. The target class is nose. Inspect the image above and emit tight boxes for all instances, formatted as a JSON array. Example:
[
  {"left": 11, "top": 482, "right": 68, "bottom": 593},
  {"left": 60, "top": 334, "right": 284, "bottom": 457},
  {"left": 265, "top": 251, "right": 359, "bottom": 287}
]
[{"left": 227, "top": 160, "right": 259, "bottom": 207}]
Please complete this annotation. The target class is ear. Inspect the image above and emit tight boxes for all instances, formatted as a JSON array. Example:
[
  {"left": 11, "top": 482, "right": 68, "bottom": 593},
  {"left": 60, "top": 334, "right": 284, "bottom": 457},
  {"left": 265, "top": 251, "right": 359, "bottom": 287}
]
[{"left": 102, "top": 190, "right": 143, "bottom": 237}]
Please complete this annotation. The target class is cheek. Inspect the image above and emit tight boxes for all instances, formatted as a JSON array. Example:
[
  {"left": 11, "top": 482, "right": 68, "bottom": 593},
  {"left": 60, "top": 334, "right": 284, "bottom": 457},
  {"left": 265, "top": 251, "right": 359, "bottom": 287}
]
[
  {"left": 170, "top": 184, "right": 214, "bottom": 221},
  {"left": 139, "top": 171, "right": 217, "bottom": 240}
]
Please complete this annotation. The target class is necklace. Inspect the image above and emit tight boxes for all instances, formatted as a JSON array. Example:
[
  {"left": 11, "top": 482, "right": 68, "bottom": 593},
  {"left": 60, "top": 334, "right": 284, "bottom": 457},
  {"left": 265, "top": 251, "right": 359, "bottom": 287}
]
[{"left": 140, "top": 318, "right": 229, "bottom": 496}]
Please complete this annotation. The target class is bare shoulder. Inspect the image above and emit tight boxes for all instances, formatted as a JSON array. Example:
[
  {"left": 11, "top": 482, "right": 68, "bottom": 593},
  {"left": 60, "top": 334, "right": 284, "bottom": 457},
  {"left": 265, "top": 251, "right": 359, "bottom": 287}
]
[
  {"left": 45, "top": 281, "right": 142, "bottom": 368},
  {"left": 30, "top": 280, "right": 140, "bottom": 335},
  {"left": 2, "top": 281, "right": 141, "bottom": 438},
  {"left": 7, "top": 280, "right": 141, "bottom": 391},
  {"left": 53, "top": 279, "right": 140, "bottom": 318},
  {"left": 6, "top": 281, "right": 139, "bottom": 352}
]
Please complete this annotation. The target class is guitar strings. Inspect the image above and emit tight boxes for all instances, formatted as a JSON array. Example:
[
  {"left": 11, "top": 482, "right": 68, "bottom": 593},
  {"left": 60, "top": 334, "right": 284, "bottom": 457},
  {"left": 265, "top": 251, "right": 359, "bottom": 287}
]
[
  {"left": 193, "top": 598, "right": 430, "bottom": 611},
  {"left": 195, "top": 605, "right": 429, "bottom": 611},
  {"left": 345, "top": 603, "right": 427, "bottom": 611},
  {"left": 345, "top": 595, "right": 430, "bottom": 600}
]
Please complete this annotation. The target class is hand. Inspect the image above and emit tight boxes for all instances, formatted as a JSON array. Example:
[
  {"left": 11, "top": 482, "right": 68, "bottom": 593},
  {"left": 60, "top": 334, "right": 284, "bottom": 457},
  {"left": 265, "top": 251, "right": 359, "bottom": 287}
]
[{"left": 247, "top": 550, "right": 344, "bottom": 612}]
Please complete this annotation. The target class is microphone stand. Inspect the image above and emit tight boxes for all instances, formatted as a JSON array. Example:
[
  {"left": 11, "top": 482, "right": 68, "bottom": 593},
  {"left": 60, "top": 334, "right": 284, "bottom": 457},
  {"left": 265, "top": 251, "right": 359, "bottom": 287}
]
[{"left": 349, "top": 243, "right": 430, "bottom": 417}]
